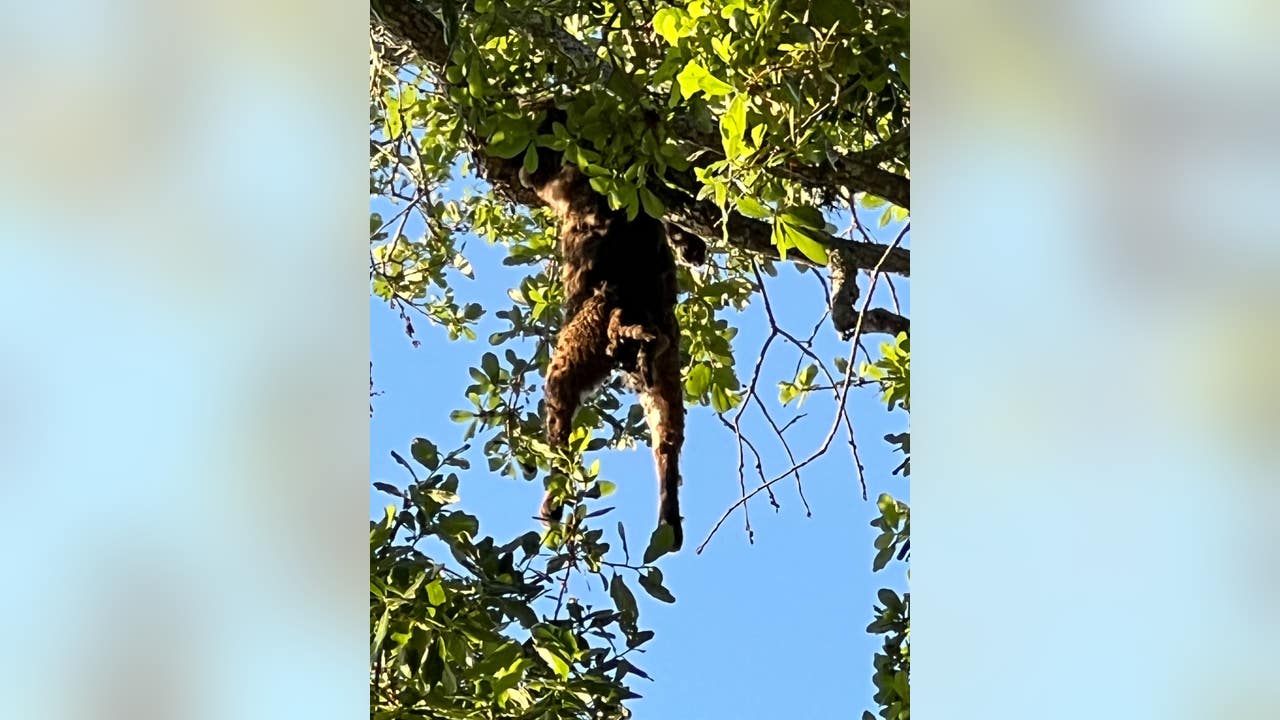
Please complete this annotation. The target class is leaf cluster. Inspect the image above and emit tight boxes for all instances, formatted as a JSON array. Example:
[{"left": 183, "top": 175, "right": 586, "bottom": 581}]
[{"left": 372, "top": 439, "right": 681, "bottom": 719}]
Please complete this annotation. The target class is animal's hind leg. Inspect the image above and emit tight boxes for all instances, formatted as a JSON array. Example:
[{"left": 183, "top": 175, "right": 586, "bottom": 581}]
[
  {"left": 638, "top": 329, "right": 685, "bottom": 550},
  {"left": 541, "top": 293, "right": 613, "bottom": 524}
]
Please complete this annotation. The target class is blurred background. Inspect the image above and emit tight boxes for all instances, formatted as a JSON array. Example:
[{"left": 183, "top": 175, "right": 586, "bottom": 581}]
[
  {"left": 916, "top": 1, "right": 1280, "bottom": 718},
  {"left": 0, "top": 1, "right": 367, "bottom": 719},
  {"left": 0, "top": 0, "right": 1275, "bottom": 718}
]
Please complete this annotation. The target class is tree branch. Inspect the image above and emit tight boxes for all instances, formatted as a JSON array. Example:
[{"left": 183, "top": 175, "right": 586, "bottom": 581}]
[
  {"left": 371, "top": 0, "right": 449, "bottom": 65},
  {"left": 666, "top": 115, "right": 910, "bottom": 210},
  {"left": 858, "top": 308, "right": 910, "bottom": 337},
  {"left": 660, "top": 199, "right": 910, "bottom": 276}
]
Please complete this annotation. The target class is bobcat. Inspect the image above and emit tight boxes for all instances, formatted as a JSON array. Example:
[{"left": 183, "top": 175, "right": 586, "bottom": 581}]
[{"left": 518, "top": 107, "right": 703, "bottom": 551}]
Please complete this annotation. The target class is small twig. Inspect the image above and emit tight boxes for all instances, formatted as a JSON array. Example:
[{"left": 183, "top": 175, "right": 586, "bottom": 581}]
[
  {"left": 777, "top": 413, "right": 806, "bottom": 435},
  {"left": 849, "top": 203, "right": 877, "bottom": 245},
  {"left": 552, "top": 563, "right": 572, "bottom": 620},
  {"left": 715, "top": 414, "right": 774, "bottom": 508},
  {"left": 885, "top": 275, "right": 902, "bottom": 316}
]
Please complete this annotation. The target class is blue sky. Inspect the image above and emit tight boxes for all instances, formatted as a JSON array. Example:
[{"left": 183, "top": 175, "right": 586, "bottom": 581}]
[{"left": 370, "top": 193, "right": 909, "bottom": 718}]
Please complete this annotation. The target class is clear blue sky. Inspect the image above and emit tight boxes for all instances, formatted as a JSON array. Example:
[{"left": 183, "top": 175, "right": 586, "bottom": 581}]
[{"left": 370, "top": 188, "right": 909, "bottom": 719}]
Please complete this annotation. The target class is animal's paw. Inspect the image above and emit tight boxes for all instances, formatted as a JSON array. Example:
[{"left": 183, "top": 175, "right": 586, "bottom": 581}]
[{"left": 606, "top": 322, "right": 657, "bottom": 357}]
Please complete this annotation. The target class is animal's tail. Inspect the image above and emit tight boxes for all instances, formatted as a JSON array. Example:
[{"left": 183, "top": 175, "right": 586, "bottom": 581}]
[
  {"left": 659, "top": 481, "right": 683, "bottom": 552},
  {"left": 639, "top": 330, "right": 686, "bottom": 552}
]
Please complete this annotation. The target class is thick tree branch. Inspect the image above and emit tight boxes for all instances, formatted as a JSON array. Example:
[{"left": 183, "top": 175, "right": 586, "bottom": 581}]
[
  {"left": 666, "top": 116, "right": 910, "bottom": 210},
  {"left": 372, "top": 0, "right": 449, "bottom": 64},
  {"left": 829, "top": 248, "right": 910, "bottom": 338},
  {"left": 819, "top": 156, "right": 909, "bottom": 210},
  {"left": 372, "top": 0, "right": 607, "bottom": 78},
  {"left": 858, "top": 308, "right": 910, "bottom": 337},
  {"left": 662, "top": 198, "right": 910, "bottom": 276}
]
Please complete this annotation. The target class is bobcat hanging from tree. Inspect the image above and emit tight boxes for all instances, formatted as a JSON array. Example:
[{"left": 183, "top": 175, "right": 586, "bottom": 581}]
[{"left": 516, "top": 106, "right": 705, "bottom": 551}]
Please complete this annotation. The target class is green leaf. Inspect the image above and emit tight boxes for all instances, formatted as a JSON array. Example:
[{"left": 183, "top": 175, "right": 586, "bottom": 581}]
[
  {"left": 735, "top": 196, "right": 771, "bottom": 219},
  {"left": 782, "top": 205, "right": 826, "bottom": 230},
  {"left": 720, "top": 93, "right": 748, "bottom": 157},
  {"left": 799, "top": 364, "right": 818, "bottom": 385},
  {"left": 778, "top": 382, "right": 798, "bottom": 406},
  {"left": 502, "top": 527, "right": 533, "bottom": 555},
  {"left": 771, "top": 221, "right": 791, "bottom": 259},
  {"left": 426, "top": 579, "right": 446, "bottom": 606},
  {"left": 700, "top": 72, "right": 735, "bottom": 97},
  {"left": 644, "top": 524, "right": 676, "bottom": 563},
  {"left": 372, "top": 481, "right": 401, "bottom": 497},
  {"left": 860, "top": 193, "right": 887, "bottom": 209},
  {"left": 780, "top": 220, "right": 830, "bottom": 265},
  {"left": 438, "top": 511, "right": 479, "bottom": 540},
  {"left": 487, "top": 130, "right": 529, "bottom": 159},
  {"left": 639, "top": 186, "right": 665, "bottom": 217},
  {"left": 676, "top": 61, "right": 734, "bottom": 99},
  {"left": 410, "top": 437, "right": 441, "bottom": 471},
  {"left": 481, "top": 351, "right": 500, "bottom": 379},
  {"left": 877, "top": 493, "right": 897, "bottom": 513},
  {"left": 467, "top": 59, "right": 485, "bottom": 98},
  {"left": 425, "top": 488, "right": 459, "bottom": 505},
  {"left": 384, "top": 109, "right": 402, "bottom": 140},
  {"left": 675, "top": 62, "right": 705, "bottom": 100},
  {"left": 371, "top": 607, "right": 390, "bottom": 658},
  {"left": 589, "top": 175, "right": 611, "bottom": 195},
  {"left": 638, "top": 568, "right": 676, "bottom": 603},
  {"left": 535, "top": 646, "right": 570, "bottom": 679},
  {"left": 610, "top": 574, "right": 638, "bottom": 619},
  {"left": 712, "top": 34, "right": 734, "bottom": 63},
  {"left": 522, "top": 144, "right": 539, "bottom": 176},
  {"left": 873, "top": 546, "right": 893, "bottom": 572},
  {"left": 652, "top": 8, "right": 687, "bottom": 44},
  {"left": 710, "top": 384, "right": 732, "bottom": 413},
  {"left": 440, "top": 663, "right": 458, "bottom": 694},
  {"left": 687, "top": 363, "right": 712, "bottom": 396}
]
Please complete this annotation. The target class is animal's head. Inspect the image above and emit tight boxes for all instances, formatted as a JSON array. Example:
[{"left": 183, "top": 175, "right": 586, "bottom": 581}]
[{"left": 516, "top": 106, "right": 585, "bottom": 216}]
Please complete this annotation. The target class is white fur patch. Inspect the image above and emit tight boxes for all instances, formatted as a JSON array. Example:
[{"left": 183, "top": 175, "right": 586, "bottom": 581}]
[{"left": 638, "top": 390, "right": 662, "bottom": 439}]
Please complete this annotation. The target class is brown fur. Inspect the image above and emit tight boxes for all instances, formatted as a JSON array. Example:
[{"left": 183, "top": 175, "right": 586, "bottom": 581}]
[{"left": 519, "top": 110, "right": 699, "bottom": 551}]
